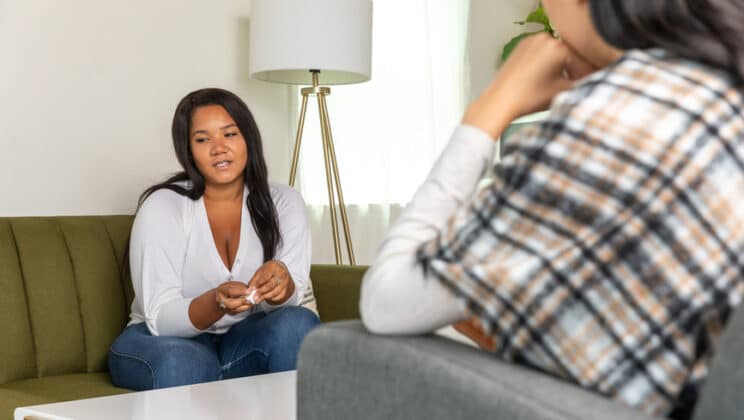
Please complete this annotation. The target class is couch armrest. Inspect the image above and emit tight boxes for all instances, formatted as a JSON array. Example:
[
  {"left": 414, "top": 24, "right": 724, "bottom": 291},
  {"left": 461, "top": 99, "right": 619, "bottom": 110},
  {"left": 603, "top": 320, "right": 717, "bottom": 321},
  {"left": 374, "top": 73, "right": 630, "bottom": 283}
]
[
  {"left": 297, "top": 321, "right": 662, "bottom": 420},
  {"left": 309, "top": 265, "right": 368, "bottom": 322}
]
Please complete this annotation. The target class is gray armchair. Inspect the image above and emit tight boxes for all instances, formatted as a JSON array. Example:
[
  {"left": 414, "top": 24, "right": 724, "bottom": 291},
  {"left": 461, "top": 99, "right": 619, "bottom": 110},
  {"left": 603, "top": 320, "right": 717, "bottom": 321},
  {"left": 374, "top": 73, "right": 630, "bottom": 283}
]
[{"left": 297, "top": 304, "right": 744, "bottom": 419}]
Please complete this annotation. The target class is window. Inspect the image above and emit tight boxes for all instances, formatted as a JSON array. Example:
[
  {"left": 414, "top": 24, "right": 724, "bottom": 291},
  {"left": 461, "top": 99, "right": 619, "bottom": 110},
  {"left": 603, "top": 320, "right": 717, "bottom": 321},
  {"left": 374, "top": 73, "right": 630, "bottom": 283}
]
[{"left": 294, "top": 0, "right": 470, "bottom": 263}]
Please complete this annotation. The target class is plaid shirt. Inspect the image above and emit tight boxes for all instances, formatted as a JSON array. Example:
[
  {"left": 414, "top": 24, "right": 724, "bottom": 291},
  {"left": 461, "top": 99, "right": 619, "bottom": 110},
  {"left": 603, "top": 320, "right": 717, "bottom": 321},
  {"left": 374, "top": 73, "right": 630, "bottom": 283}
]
[{"left": 418, "top": 49, "right": 744, "bottom": 416}]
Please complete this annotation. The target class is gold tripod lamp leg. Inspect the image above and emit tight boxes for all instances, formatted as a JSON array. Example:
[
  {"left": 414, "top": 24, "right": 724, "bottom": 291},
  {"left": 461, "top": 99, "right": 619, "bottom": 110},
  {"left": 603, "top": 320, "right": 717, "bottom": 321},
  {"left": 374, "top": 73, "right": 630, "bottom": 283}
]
[
  {"left": 318, "top": 94, "right": 356, "bottom": 265},
  {"left": 317, "top": 95, "right": 343, "bottom": 265},
  {"left": 289, "top": 94, "right": 309, "bottom": 187},
  {"left": 290, "top": 70, "right": 356, "bottom": 266}
]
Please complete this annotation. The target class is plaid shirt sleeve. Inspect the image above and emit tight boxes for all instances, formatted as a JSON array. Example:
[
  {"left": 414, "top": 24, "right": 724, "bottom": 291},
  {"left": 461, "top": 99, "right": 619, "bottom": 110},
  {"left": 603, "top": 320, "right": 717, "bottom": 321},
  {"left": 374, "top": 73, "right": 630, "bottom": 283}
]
[{"left": 417, "top": 49, "right": 744, "bottom": 417}]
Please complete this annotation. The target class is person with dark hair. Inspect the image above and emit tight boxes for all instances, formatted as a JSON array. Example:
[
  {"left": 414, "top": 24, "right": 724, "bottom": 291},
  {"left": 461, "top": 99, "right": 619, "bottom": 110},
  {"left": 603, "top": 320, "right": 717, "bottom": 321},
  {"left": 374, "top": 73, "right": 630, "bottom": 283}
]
[
  {"left": 361, "top": 1, "right": 744, "bottom": 418},
  {"left": 108, "top": 88, "right": 319, "bottom": 390}
]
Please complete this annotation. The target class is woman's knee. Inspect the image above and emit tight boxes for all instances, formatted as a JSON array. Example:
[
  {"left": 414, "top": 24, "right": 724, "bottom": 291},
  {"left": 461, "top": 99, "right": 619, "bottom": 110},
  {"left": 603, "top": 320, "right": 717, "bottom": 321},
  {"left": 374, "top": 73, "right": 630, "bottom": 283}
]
[
  {"left": 271, "top": 306, "right": 321, "bottom": 339},
  {"left": 108, "top": 348, "right": 156, "bottom": 391},
  {"left": 260, "top": 306, "right": 320, "bottom": 355},
  {"left": 108, "top": 325, "right": 220, "bottom": 390},
  {"left": 260, "top": 307, "right": 320, "bottom": 371},
  {"left": 148, "top": 341, "right": 221, "bottom": 388}
]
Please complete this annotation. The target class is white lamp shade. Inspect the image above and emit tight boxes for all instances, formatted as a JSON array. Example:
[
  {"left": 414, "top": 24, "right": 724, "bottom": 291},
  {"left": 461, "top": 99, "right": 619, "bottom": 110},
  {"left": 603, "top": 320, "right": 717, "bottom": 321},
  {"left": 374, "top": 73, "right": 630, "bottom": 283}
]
[{"left": 249, "top": 0, "right": 373, "bottom": 85}]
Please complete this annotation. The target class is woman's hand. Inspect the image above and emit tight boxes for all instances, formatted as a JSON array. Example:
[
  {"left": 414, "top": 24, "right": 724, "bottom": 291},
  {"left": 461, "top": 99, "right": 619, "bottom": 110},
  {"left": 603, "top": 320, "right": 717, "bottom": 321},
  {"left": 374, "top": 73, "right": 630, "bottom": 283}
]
[
  {"left": 215, "top": 280, "right": 255, "bottom": 316},
  {"left": 463, "top": 33, "right": 597, "bottom": 139},
  {"left": 249, "top": 260, "right": 295, "bottom": 306}
]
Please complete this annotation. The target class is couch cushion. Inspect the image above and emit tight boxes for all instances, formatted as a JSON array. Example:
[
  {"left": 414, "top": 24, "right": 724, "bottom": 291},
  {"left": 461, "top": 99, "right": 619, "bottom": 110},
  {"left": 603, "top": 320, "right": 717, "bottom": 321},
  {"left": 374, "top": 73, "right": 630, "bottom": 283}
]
[
  {"left": 11, "top": 218, "right": 90, "bottom": 377},
  {"left": 100, "top": 216, "right": 135, "bottom": 307},
  {"left": 57, "top": 217, "right": 130, "bottom": 372},
  {"left": 0, "top": 220, "right": 37, "bottom": 384},
  {"left": 0, "top": 373, "right": 131, "bottom": 420},
  {"left": 298, "top": 321, "right": 661, "bottom": 420},
  {"left": 0, "top": 216, "right": 133, "bottom": 385},
  {"left": 309, "top": 265, "right": 366, "bottom": 322}
]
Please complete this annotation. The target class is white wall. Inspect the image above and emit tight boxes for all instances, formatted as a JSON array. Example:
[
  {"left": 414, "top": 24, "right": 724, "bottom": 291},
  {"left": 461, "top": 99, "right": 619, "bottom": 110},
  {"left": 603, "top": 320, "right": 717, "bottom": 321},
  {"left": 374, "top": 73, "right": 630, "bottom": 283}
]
[
  {"left": 468, "top": 0, "right": 539, "bottom": 100},
  {"left": 0, "top": 0, "right": 293, "bottom": 216},
  {"left": 0, "top": 0, "right": 540, "bottom": 219}
]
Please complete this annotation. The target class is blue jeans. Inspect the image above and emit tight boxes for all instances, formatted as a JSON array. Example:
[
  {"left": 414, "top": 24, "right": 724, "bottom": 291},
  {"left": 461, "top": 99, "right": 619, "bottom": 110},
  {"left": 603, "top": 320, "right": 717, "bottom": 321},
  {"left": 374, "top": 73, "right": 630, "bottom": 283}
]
[{"left": 108, "top": 306, "right": 319, "bottom": 390}]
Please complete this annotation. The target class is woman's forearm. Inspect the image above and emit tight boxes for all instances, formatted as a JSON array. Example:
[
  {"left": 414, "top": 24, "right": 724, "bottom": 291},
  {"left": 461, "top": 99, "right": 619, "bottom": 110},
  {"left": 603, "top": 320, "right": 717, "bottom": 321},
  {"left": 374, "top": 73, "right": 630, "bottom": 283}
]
[{"left": 188, "top": 288, "right": 224, "bottom": 331}]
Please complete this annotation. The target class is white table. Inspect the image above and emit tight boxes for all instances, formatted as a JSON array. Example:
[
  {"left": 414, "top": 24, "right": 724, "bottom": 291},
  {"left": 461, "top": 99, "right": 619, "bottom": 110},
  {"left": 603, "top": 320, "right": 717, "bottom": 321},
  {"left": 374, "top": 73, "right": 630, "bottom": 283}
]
[{"left": 14, "top": 370, "right": 296, "bottom": 420}]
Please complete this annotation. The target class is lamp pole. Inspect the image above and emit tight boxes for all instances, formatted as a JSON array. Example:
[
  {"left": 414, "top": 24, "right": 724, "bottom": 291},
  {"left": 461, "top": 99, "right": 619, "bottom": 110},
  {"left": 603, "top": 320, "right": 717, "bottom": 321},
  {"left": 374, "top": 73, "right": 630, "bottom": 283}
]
[{"left": 289, "top": 70, "right": 356, "bottom": 266}]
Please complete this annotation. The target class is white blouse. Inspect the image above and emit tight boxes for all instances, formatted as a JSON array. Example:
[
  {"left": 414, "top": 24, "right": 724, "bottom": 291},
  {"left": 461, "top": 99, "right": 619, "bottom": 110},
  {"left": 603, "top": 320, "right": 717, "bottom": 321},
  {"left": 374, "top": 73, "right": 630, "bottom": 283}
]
[{"left": 128, "top": 183, "right": 311, "bottom": 337}]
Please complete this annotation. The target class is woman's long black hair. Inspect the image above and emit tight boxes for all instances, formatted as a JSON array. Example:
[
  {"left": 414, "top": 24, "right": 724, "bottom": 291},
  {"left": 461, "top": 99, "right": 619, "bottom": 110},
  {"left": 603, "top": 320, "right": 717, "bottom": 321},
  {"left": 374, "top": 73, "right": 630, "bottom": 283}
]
[
  {"left": 138, "top": 88, "right": 281, "bottom": 262},
  {"left": 588, "top": 0, "right": 744, "bottom": 81}
]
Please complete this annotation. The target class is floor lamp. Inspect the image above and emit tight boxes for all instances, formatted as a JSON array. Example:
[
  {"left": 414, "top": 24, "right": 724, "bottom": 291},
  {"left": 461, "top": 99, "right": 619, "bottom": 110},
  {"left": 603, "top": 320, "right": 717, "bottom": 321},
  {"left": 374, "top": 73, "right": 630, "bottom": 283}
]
[{"left": 249, "top": 0, "right": 373, "bottom": 266}]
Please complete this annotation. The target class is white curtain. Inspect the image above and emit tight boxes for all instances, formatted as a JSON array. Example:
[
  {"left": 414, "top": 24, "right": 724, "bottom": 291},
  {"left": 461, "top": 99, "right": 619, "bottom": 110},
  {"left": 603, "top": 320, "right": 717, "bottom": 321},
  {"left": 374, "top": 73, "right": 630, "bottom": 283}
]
[{"left": 293, "top": 0, "right": 471, "bottom": 264}]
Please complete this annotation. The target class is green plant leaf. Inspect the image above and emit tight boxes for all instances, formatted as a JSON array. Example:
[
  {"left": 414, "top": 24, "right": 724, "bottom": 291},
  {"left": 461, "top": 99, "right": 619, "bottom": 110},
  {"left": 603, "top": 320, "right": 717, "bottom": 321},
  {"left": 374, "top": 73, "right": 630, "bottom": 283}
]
[
  {"left": 500, "top": 31, "right": 540, "bottom": 63},
  {"left": 512, "top": 5, "right": 554, "bottom": 33},
  {"left": 524, "top": 6, "right": 550, "bottom": 27},
  {"left": 498, "top": 3, "right": 556, "bottom": 67}
]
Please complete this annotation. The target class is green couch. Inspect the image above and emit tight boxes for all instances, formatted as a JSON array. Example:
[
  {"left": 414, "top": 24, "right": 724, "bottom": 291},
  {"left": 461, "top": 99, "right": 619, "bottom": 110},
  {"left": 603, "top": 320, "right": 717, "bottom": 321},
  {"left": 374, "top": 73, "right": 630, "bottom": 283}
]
[{"left": 0, "top": 216, "right": 366, "bottom": 420}]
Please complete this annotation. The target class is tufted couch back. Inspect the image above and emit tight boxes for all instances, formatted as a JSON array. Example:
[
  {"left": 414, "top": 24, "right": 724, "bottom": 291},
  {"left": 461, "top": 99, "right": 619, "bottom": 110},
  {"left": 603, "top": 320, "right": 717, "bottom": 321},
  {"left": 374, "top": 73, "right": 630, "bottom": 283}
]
[{"left": 0, "top": 216, "right": 134, "bottom": 385}]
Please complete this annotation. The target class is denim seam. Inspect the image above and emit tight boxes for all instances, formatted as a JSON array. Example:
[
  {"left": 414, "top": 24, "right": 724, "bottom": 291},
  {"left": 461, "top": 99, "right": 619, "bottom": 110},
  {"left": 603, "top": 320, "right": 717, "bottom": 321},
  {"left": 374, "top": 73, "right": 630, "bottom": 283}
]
[
  {"left": 221, "top": 347, "right": 268, "bottom": 373},
  {"left": 109, "top": 347, "right": 155, "bottom": 388}
]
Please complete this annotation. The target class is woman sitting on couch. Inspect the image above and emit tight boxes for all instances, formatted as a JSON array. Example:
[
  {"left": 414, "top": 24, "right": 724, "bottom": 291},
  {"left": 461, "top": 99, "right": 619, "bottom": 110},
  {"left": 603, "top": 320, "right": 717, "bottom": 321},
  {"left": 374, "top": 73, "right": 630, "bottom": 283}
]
[
  {"left": 108, "top": 88, "right": 319, "bottom": 390},
  {"left": 361, "top": 0, "right": 744, "bottom": 418}
]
